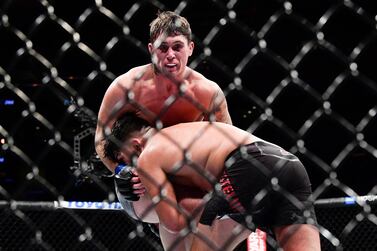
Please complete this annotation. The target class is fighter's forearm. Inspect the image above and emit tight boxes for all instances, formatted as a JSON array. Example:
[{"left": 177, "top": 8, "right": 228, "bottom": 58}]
[
  {"left": 132, "top": 195, "right": 159, "bottom": 223},
  {"left": 116, "top": 182, "right": 158, "bottom": 223},
  {"left": 178, "top": 197, "right": 205, "bottom": 216},
  {"left": 94, "top": 128, "right": 118, "bottom": 172}
]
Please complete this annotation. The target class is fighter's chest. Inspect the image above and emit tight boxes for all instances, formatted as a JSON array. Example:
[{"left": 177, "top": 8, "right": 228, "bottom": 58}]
[{"left": 137, "top": 88, "right": 206, "bottom": 123}]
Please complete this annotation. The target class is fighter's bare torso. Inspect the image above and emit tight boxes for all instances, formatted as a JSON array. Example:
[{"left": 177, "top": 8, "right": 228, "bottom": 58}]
[
  {"left": 139, "top": 122, "right": 261, "bottom": 192},
  {"left": 117, "top": 64, "right": 215, "bottom": 126}
]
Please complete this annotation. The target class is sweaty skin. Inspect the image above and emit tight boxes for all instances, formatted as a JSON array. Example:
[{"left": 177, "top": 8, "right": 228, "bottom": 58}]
[
  {"left": 119, "top": 121, "right": 320, "bottom": 251},
  {"left": 96, "top": 61, "right": 231, "bottom": 172},
  {"left": 96, "top": 30, "right": 234, "bottom": 250},
  {"left": 120, "top": 121, "right": 255, "bottom": 250},
  {"left": 136, "top": 122, "right": 258, "bottom": 231}
]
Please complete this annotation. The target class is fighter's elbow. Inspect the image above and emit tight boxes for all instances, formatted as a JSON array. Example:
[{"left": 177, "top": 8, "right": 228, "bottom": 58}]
[
  {"left": 162, "top": 221, "right": 186, "bottom": 233},
  {"left": 94, "top": 137, "right": 104, "bottom": 155},
  {"left": 94, "top": 130, "right": 103, "bottom": 147},
  {"left": 163, "top": 214, "right": 189, "bottom": 233}
]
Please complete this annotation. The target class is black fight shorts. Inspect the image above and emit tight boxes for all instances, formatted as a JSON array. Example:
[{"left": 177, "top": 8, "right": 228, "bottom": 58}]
[{"left": 199, "top": 141, "right": 317, "bottom": 231}]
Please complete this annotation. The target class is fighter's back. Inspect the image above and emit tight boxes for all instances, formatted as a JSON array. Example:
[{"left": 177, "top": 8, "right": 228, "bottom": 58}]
[{"left": 140, "top": 122, "right": 259, "bottom": 191}]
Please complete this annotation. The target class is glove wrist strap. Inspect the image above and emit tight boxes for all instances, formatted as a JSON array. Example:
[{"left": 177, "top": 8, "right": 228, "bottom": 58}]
[{"left": 115, "top": 163, "right": 127, "bottom": 174}]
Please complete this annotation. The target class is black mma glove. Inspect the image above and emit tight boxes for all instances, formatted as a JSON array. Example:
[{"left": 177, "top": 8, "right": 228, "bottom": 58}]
[{"left": 114, "top": 164, "right": 140, "bottom": 201}]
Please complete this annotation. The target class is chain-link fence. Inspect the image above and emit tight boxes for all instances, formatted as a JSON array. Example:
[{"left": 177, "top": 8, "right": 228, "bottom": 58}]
[{"left": 1, "top": 0, "right": 376, "bottom": 250}]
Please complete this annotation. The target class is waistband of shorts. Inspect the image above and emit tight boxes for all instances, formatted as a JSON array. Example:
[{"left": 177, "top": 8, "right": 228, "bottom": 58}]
[{"left": 225, "top": 140, "right": 272, "bottom": 162}]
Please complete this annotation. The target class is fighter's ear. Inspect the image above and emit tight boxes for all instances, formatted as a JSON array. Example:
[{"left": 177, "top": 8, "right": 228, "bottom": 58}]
[
  {"left": 148, "top": 43, "right": 153, "bottom": 54},
  {"left": 188, "top": 41, "right": 194, "bottom": 56},
  {"left": 131, "top": 138, "right": 143, "bottom": 154}
]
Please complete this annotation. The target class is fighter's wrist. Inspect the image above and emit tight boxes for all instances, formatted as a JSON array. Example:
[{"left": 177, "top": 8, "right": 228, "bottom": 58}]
[{"left": 115, "top": 163, "right": 127, "bottom": 175}]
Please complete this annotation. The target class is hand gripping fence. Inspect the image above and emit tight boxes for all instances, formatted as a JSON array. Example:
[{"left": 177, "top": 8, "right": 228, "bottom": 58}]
[{"left": 1, "top": 0, "right": 377, "bottom": 250}]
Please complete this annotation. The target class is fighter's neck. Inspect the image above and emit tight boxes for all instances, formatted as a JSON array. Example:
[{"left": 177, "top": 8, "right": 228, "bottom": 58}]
[
  {"left": 141, "top": 126, "right": 156, "bottom": 146},
  {"left": 151, "top": 64, "right": 192, "bottom": 85}
]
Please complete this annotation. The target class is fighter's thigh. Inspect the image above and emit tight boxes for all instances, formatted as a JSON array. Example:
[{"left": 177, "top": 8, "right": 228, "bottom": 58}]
[
  {"left": 159, "top": 225, "right": 192, "bottom": 251},
  {"left": 209, "top": 217, "right": 251, "bottom": 251},
  {"left": 274, "top": 224, "right": 320, "bottom": 251}
]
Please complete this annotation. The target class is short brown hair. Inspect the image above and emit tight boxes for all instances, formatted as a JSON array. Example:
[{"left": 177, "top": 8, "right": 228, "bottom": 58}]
[{"left": 149, "top": 11, "right": 192, "bottom": 43}]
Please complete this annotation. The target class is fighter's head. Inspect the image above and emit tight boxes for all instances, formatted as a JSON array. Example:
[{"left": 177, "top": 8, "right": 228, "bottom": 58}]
[
  {"left": 104, "top": 112, "right": 150, "bottom": 164},
  {"left": 149, "top": 11, "right": 192, "bottom": 44},
  {"left": 148, "top": 11, "right": 194, "bottom": 78}
]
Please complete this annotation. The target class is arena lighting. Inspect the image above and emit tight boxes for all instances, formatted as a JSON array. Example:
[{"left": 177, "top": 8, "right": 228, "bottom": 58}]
[
  {"left": 63, "top": 98, "right": 73, "bottom": 106},
  {"left": 1, "top": 1, "right": 376, "bottom": 250},
  {"left": 315, "top": 195, "right": 377, "bottom": 207},
  {"left": 3, "top": 99, "right": 14, "bottom": 105}
]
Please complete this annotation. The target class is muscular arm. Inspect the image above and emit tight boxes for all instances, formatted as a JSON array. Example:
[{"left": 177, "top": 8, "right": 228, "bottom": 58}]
[
  {"left": 214, "top": 87, "right": 232, "bottom": 124},
  {"left": 95, "top": 77, "right": 133, "bottom": 172},
  {"left": 138, "top": 155, "right": 188, "bottom": 233},
  {"left": 132, "top": 194, "right": 160, "bottom": 223},
  {"left": 206, "top": 84, "right": 232, "bottom": 125}
]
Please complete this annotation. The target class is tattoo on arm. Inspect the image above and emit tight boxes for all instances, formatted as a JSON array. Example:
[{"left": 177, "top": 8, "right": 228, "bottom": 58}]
[{"left": 209, "top": 88, "right": 232, "bottom": 124}]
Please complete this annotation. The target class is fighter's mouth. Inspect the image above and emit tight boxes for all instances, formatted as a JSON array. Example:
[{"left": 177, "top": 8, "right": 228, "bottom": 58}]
[{"left": 166, "top": 63, "right": 177, "bottom": 68}]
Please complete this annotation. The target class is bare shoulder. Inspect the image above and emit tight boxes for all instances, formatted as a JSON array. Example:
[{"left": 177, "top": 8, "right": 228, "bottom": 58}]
[
  {"left": 138, "top": 142, "right": 164, "bottom": 170},
  {"left": 139, "top": 133, "right": 181, "bottom": 170},
  {"left": 113, "top": 64, "right": 152, "bottom": 89},
  {"left": 188, "top": 69, "right": 221, "bottom": 92},
  {"left": 99, "top": 64, "right": 152, "bottom": 114},
  {"left": 188, "top": 69, "right": 232, "bottom": 123}
]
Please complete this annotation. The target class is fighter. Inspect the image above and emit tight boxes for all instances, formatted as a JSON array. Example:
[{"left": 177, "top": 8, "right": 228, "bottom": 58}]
[{"left": 104, "top": 112, "right": 321, "bottom": 251}]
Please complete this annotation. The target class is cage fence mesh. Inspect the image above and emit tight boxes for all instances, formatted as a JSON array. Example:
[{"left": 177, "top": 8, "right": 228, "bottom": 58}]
[{"left": 0, "top": 0, "right": 377, "bottom": 250}]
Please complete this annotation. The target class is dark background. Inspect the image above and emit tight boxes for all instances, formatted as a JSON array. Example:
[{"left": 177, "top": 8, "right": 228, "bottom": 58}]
[{"left": 0, "top": 0, "right": 376, "bottom": 250}]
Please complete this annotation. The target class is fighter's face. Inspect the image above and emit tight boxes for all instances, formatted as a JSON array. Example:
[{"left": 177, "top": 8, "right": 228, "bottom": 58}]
[
  {"left": 118, "top": 133, "right": 145, "bottom": 166},
  {"left": 118, "top": 143, "right": 135, "bottom": 165},
  {"left": 148, "top": 34, "right": 194, "bottom": 78}
]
